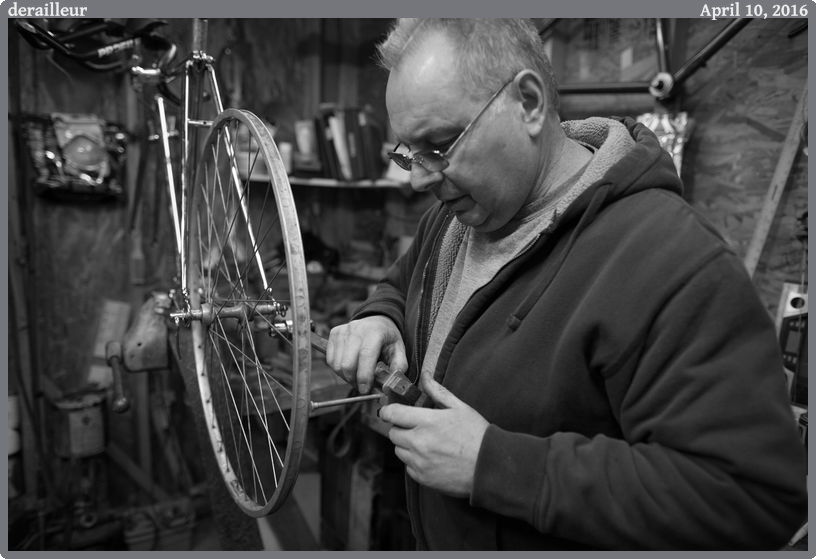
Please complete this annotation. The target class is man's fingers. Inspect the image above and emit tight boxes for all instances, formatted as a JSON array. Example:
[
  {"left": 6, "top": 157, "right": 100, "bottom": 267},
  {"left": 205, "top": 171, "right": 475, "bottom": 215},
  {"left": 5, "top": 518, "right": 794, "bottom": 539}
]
[
  {"left": 420, "top": 375, "right": 460, "bottom": 409},
  {"left": 325, "top": 329, "right": 338, "bottom": 369},
  {"left": 387, "top": 425, "right": 411, "bottom": 449},
  {"left": 378, "top": 403, "right": 423, "bottom": 428},
  {"left": 355, "top": 343, "right": 381, "bottom": 394},
  {"left": 394, "top": 446, "right": 413, "bottom": 470},
  {"left": 326, "top": 317, "right": 407, "bottom": 394},
  {"left": 337, "top": 333, "right": 363, "bottom": 385},
  {"left": 326, "top": 326, "right": 350, "bottom": 378},
  {"left": 385, "top": 340, "right": 409, "bottom": 376}
]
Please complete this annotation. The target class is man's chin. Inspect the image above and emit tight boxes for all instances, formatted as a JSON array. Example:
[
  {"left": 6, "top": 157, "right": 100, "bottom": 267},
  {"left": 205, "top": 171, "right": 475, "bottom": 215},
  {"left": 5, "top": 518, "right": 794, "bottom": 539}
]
[{"left": 454, "top": 211, "right": 497, "bottom": 232}]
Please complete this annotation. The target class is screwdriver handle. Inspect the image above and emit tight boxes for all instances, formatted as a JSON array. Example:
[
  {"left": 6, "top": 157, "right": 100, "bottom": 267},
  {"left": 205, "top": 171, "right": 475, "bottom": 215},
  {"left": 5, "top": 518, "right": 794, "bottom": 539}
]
[{"left": 309, "top": 331, "right": 421, "bottom": 405}]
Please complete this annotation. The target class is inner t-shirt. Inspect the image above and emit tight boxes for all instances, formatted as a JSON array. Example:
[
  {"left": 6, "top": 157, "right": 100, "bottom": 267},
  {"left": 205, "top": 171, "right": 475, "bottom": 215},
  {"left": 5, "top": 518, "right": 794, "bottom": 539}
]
[{"left": 420, "top": 152, "right": 594, "bottom": 386}]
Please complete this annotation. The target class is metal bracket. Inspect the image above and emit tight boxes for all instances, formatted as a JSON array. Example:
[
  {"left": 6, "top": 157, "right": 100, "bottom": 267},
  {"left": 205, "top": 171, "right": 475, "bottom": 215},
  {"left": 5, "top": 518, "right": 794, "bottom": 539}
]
[{"left": 122, "top": 292, "right": 172, "bottom": 373}]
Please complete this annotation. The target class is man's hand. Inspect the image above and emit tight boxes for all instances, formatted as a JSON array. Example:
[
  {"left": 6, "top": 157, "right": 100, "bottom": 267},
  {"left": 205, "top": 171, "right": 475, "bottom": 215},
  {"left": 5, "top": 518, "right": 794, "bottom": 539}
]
[
  {"left": 327, "top": 315, "right": 408, "bottom": 395},
  {"left": 380, "top": 375, "right": 489, "bottom": 498}
]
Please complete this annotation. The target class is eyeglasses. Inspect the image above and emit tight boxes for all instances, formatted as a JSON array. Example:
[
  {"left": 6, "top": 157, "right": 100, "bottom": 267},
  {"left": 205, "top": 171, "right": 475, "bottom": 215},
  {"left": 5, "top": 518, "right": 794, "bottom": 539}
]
[{"left": 387, "top": 77, "right": 514, "bottom": 173}]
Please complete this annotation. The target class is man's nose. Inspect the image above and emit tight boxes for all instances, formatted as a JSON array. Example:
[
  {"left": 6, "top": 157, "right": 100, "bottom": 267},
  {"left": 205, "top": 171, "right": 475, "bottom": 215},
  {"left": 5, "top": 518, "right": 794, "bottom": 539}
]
[{"left": 410, "top": 165, "right": 443, "bottom": 193}]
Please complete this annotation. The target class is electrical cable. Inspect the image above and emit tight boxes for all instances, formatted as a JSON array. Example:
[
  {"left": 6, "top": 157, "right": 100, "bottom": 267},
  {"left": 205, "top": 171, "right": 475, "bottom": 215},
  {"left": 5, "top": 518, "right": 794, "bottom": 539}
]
[{"left": 327, "top": 401, "right": 363, "bottom": 458}]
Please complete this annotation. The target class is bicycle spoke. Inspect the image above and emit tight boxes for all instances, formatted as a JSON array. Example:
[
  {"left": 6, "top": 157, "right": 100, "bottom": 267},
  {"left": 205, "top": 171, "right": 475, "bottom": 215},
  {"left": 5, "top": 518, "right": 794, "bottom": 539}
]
[
  {"left": 214, "top": 318, "right": 285, "bottom": 474},
  {"left": 209, "top": 325, "right": 269, "bottom": 499},
  {"left": 219, "top": 213, "right": 281, "bottom": 305},
  {"left": 189, "top": 109, "right": 309, "bottom": 516},
  {"left": 208, "top": 336, "right": 243, "bottom": 482},
  {"left": 209, "top": 320, "right": 293, "bottom": 464},
  {"left": 209, "top": 326, "right": 293, "bottom": 398},
  {"left": 205, "top": 140, "right": 246, "bottom": 292}
]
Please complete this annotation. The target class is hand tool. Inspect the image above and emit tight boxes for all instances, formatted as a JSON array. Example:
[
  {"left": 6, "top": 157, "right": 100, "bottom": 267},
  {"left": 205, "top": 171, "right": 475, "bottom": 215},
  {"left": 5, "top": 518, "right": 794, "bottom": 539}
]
[{"left": 310, "top": 331, "right": 422, "bottom": 406}]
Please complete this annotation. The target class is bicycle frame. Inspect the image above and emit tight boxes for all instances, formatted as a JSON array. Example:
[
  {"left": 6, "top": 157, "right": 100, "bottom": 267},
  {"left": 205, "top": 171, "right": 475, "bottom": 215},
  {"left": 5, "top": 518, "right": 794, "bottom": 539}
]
[
  {"left": 16, "top": 15, "right": 373, "bottom": 519},
  {"left": 553, "top": 18, "right": 753, "bottom": 100},
  {"left": 133, "top": 18, "right": 270, "bottom": 317}
]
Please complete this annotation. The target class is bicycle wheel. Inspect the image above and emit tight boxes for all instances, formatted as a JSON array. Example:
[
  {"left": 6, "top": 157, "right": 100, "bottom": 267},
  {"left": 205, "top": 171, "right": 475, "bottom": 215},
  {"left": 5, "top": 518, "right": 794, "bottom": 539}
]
[{"left": 187, "top": 108, "right": 311, "bottom": 517}]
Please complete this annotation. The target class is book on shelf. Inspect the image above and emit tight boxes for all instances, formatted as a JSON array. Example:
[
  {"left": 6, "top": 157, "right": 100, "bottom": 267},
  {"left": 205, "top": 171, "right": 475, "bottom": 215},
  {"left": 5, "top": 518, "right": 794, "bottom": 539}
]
[
  {"left": 344, "top": 108, "right": 366, "bottom": 181},
  {"left": 316, "top": 105, "right": 341, "bottom": 180},
  {"left": 313, "top": 104, "right": 387, "bottom": 182},
  {"left": 328, "top": 113, "right": 353, "bottom": 181},
  {"left": 359, "top": 107, "right": 386, "bottom": 181}
]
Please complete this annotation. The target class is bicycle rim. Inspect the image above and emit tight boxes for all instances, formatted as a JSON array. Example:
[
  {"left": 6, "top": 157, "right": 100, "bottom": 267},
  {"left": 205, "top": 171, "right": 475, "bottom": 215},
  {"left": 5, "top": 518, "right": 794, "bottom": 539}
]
[{"left": 188, "top": 108, "right": 311, "bottom": 517}]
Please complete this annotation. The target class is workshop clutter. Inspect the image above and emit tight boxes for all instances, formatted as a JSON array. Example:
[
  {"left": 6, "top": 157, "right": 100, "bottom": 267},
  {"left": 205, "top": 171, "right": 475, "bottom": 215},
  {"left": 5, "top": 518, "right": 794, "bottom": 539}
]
[
  {"left": 20, "top": 112, "right": 127, "bottom": 201},
  {"left": 123, "top": 497, "right": 196, "bottom": 551},
  {"left": 50, "top": 392, "right": 107, "bottom": 459}
]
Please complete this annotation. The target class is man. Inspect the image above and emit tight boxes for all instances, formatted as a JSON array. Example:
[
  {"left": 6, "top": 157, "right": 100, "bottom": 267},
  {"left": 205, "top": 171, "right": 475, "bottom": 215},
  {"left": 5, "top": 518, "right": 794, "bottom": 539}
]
[{"left": 326, "top": 19, "right": 807, "bottom": 550}]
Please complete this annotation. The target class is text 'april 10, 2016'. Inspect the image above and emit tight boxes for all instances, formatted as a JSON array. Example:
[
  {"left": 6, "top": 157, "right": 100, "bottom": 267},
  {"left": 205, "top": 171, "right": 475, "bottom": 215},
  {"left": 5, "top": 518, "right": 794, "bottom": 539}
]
[{"left": 700, "top": 2, "right": 808, "bottom": 19}]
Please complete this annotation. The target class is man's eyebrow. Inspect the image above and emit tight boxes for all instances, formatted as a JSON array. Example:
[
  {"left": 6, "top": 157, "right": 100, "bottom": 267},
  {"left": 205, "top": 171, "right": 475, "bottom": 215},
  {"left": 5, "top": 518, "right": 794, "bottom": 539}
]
[{"left": 399, "top": 124, "right": 461, "bottom": 150}]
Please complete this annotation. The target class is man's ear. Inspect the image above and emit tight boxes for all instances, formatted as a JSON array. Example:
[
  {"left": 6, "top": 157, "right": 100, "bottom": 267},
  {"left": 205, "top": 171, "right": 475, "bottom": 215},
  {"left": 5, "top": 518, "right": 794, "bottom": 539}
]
[{"left": 513, "top": 69, "right": 549, "bottom": 136}]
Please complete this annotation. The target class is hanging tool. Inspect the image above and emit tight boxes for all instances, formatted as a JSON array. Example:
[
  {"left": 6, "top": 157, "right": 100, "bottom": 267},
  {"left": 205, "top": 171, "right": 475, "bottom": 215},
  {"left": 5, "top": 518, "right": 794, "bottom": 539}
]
[{"left": 309, "top": 331, "right": 422, "bottom": 407}]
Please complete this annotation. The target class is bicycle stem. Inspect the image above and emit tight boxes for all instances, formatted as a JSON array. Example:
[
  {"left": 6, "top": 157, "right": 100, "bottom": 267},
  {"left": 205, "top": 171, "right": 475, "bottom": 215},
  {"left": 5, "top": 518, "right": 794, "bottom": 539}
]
[{"left": 191, "top": 18, "right": 208, "bottom": 54}]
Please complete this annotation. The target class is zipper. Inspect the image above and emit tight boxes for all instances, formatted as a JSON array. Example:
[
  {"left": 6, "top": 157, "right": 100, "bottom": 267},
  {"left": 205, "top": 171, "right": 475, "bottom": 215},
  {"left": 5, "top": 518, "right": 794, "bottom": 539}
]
[
  {"left": 413, "top": 259, "right": 430, "bottom": 382},
  {"left": 431, "top": 228, "right": 550, "bottom": 372},
  {"left": 414, "top": 214, "right": 552, "bottom": 387},
  {"left": 413, "top": 211, "right": 455, "bottom": 384},
  {"left": 514, "top": 232, "right": 541, "bottom": 261}
]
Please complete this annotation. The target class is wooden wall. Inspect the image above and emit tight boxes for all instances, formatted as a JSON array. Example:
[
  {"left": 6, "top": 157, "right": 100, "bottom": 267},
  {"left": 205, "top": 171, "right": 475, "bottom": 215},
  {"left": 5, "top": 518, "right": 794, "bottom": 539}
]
[
  {"left": 13, "top": 23, "right": 132, "bottom": 393},
  {"left": 680, "top": 18, "right": 807, "bottom": 317},
  {"left": 554, "top": 18, "right": 808, "bottom": 317}
]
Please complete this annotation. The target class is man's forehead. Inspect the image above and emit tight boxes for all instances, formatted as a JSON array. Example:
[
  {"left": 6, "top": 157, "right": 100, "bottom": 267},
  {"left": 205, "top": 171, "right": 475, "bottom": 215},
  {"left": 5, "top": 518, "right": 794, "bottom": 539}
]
[
  {"left": 386, "top": 79, "right": 468, "bottom": 145},
  {"left": 386, "top": 43, "right": 471, "bottom": 145}
]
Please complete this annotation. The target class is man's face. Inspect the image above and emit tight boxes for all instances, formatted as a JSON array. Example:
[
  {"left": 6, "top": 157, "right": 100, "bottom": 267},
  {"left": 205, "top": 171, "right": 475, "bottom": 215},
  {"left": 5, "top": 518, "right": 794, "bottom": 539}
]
[{"left": 385, "top": 32, "right": 536, "bottom": 233}]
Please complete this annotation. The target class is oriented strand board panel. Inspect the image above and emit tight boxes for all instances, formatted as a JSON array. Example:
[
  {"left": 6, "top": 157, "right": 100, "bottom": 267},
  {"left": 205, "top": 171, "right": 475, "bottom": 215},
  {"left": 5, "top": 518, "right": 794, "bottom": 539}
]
[{"left": 680, "top": 18, "right": 807, "bottom": 317}]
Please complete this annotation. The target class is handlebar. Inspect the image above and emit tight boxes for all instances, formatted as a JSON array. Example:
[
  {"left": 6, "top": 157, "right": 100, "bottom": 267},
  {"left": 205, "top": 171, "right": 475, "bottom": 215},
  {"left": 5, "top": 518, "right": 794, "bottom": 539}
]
[
  {"left": 15, "top": 18, "right": 185, "bottom": 105},
  {"left": 14, "top": 18, "right": 177, "bottom": 74}
]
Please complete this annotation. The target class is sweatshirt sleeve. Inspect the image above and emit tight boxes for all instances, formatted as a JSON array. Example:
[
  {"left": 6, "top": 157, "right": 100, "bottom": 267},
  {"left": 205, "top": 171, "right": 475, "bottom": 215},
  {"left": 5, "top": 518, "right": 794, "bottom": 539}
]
[{"left": 470, "top": 251, "right": 808, "bottom": 550}]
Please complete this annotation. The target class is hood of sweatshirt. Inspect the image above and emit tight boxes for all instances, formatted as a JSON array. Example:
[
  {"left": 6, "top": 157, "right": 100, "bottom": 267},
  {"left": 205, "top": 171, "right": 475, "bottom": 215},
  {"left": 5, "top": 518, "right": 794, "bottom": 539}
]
[
  {"left": 555, "top": 116, "right": 684, "bottom": 230},
  {"left": 502, "top": 116, "right": 686, "bottom": 330}
]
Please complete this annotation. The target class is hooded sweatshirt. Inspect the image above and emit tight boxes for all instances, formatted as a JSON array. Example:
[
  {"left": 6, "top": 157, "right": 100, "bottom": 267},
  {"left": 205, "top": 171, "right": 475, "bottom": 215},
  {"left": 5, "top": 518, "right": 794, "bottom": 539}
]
[{"left": 352, "top": 117, "right": 808, "bottom": 550}]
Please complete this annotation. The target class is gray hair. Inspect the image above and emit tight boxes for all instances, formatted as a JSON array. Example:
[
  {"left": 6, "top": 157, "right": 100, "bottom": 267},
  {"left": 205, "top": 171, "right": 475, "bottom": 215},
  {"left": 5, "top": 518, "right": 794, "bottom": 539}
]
[{"left": 376, "top": 18, "right": 560, "bottom": 114}]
